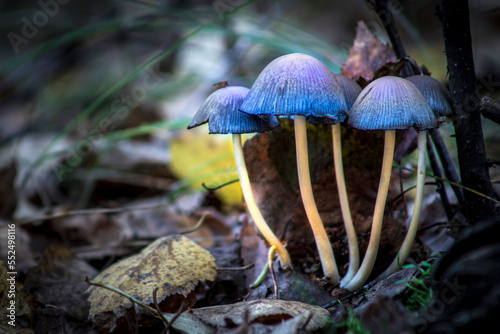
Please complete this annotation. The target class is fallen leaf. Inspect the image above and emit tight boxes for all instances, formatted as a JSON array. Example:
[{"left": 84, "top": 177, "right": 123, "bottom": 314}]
[
  {"left": 87, "top": 235, "right": 217, "bottom": 318},
  {"left": 169, "top": 132, "right": 243, "bottom": 206},
  {"left": 341, "top": 21, "right": 397, "bottom": 82},
  {"left": 192, "top": 299, "right": 329, "bottom": 332}
]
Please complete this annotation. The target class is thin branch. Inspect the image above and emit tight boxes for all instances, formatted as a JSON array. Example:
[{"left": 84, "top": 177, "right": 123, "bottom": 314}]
[
  {"left": 201, "top": 179, "right": 239, "bottom": 191},
  {"left": 217, "top": 263, "right": 255, "bottom": 271},
  {"left": 430, "top": 129, "right": 465, "bottom": 206},
  {"left": 480, "top": 96, "right": 500, "bottom": 125},
  {"left": 180, "top": 213, "right": 208, "bottom": 235},
  {"left": 427, "top": 132, "right": 454, "bottom": 220},
  {"left": 16, "top": 202, "right": 170, "bottom": 225},
  {"left": 152, "top": 288, "right": 171, "bottom": 329}
]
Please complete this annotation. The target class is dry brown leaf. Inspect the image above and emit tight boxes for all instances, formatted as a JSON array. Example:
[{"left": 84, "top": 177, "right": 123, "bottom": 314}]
[
  {"left": 87, "top": 235, "right": 217, "bottom": 318},
  {"left": 192, "top": 299, "right": 329, "bottom": 332},
  {"left": 341, "top": 21, "right": 397, "bottom": 82}
]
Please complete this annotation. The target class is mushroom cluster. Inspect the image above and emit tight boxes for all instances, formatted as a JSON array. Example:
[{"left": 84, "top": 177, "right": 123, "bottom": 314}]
[{"left": 188, "top": 53, "right": 446, "bottom": 290}]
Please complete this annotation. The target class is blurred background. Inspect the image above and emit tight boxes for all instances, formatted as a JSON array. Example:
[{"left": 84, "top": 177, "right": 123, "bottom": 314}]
[{"left": 0, "top": 0, "right": 499, "bottom": 232}]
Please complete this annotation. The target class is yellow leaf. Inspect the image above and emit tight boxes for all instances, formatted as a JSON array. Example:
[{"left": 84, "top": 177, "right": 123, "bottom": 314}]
[
  {"left": 87, "top": 235, "right": 217, "bottom": 317},
  {"left": 169, "top": 131, "right": 243, "bottom": 205}
]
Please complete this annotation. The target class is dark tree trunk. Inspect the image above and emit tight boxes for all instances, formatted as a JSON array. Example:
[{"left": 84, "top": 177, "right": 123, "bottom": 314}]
[{"left": 438, "top": 0, "right": 497, "bottom": 223}]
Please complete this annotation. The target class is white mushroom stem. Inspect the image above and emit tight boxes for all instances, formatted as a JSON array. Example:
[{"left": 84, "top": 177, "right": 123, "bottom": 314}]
[
  {"left": 343, "top": 129, "right": 396, "bottom": 291},
  {"left": 232, "top": 133, "right": 292, "bottom": 270},
  {"left": 294, "top": 115, "right": 340, "bottom": 284},
  {"left": 333, "top": 123, "right": 359, "bottom": 286},
  {"left": 382, "top": 130, "right": 427, "bottom": 277}
]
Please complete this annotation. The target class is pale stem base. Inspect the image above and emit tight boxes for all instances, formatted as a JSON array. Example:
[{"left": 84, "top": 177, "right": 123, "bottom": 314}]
[
  {"left": 343, "top": 130, "right": 396, "bottom": 291},
  {"left": 382, "top": 131, "right": 427, "bottom": 277},
  {"left": 333, "top": 123, "right": 360, "bottom": 286},
  {"left": 294, "top": 115, "right": 339, "bottom": 284},
  {"left": 232, "top": 133, "right": 292, "bottom": 270}
]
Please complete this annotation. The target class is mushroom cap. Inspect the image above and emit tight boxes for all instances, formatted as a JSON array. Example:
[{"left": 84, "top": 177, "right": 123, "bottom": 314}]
[
  {"left": 308, "top": 74, "right": 362, "bottom": 125},
  {"left": 239, "top": 53, "right": 347, "bottom": 122},
  {"left": 405, "top": 75, "right": 452, "bottom": 117},
  {"left": 334, "top": 74, "right": 362, "bottom": 110},
  {"left": 187, "top": 86, "right": 279, "bottom": 134},
  {"left": 347, "top": 76, "right": 438, "bottom": 131}
]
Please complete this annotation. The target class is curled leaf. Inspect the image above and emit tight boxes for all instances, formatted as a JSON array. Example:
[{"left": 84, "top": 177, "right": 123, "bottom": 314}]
[{"left": 192, "top": 299, "right": 329, "bottom": 332}]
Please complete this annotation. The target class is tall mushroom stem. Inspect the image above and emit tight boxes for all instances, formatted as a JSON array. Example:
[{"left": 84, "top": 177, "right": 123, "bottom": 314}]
[
  {"left": 333, "top": 123, "right": 360, "bottom": 285},
  {"left": 343, "top": 130, "right": 396, "bottom": 291},
  {"left": 382, "top": 131, "right": 426, "bottom": 277},
  {"left": 232, "top": 133, "right": 292, "bottom": 270},
  {"left": 294, "top": 115, "right": 340, "bottom": 284}
]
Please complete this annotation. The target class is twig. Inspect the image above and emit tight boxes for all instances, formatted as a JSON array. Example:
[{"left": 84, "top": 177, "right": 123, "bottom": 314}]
[
  {"left": 395, "top": 164, "right": 500, "bottom": 205},
  {"left": 480, "top": 96, "right": 500, "bottom": 125},
  {"left": 16, "top": 202, "right": 170, "bottom": 225},
  {"left": 180, "top": 213, "right": 208, "bottom": 235},
  {"left": 217, "top": 263, "right": 255, "bottom": 271},
  {"left": 427, "top": 132, "right": 454, "bottom": 220},
  {"left": 201, "top": 179, "right": 239, "bottom": 191},
  {"left": 430, "top": 129, "right": 465, "bottom": 206},
  {"left": 85, "top": 277, "right": 158, "bottom": 315},
  {"left": 389, "top": 182, "right": 439, "bottom": 213},
  {"left": 372, "top": 0, "right": 407, "bottom": 59},
  {"left": 152, "top": 288, "right": 171, "bottom": 330}
]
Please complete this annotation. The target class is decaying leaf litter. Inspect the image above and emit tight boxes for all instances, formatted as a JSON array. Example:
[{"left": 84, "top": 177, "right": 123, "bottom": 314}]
[{"left": 1, "top": 2, "right": 499, "bottom": 333}]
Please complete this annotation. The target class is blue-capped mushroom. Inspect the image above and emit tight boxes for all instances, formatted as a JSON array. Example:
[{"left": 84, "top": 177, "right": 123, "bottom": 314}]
[
  {"left": 406, "top": 75, "right": 452, "bottom": 121},
  {"left": 343, "top": 76, "right": 438, "bottom": 291},
  {"left": 188, "top": 85, "right": 292, "bottom": 269},
  {"left": 334, "top": 74, "right": 363, "bottom": 110},
  {"left": 240, "top": 53, "right": 347, "bottom": 284}
]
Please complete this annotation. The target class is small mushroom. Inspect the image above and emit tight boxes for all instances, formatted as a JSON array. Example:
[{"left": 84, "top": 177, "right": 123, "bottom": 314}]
[
  {"left": 188, "top": 85, "right": 292, "bottom": 269},
  {"left": 405, "top": 75, "right": 452, "bottom": 120},
  {"left": 334, "top": 74, "right": 363, "bottom": 110},
  {"left": 343, "top": 76, "right": 438, "bottom": 291},
  {"left": 240, "top": 53, "right": 347, "bottom": 284}
]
